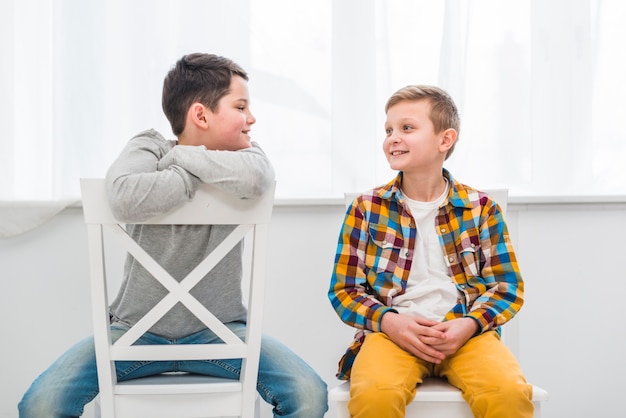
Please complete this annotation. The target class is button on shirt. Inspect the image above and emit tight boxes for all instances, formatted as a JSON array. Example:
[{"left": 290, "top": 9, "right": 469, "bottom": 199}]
[{"left": 328, "top": 169, "right": 524, "bottom": 380}]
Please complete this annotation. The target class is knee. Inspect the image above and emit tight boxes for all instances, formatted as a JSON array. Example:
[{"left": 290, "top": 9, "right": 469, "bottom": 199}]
[
  {"left": 496, "top": 377, "right": 533, "bottom": 404},
  {"left": 268, "top": 374, "right": 328, "bottom": 418},
  {"left": 470, "top": 379, "right": 533, "bottom": 417},
  {"left": 295, "top": 375, "right": 328, "bottom": 417},
  {"left": 18, "top": 391, "right": 48, "bottom": 418},
  {"left": 17, "top": 397, "right": 30, "bottom": 418},
  {"left": 349, "top": 379, "right": 410, "bottom": 418}
]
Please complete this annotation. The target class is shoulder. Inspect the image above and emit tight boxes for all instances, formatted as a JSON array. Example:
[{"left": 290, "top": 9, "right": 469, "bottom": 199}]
[
  {"left": 445, "top": 170, "right": 497, "bottom": 211},
  {"left": 350, "top": 179, "right": 399, "bottom": 220},
  {"left": 126, "top": 129, "right": 176, "bottom": 152},
  {"left": 447, "top": 179, "right": 505, "bottom": 227}
]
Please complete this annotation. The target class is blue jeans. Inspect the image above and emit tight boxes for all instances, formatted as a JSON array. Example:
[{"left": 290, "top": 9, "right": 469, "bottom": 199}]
[{"left": 19, "top": 323, "right": 328, "bottom": 417}]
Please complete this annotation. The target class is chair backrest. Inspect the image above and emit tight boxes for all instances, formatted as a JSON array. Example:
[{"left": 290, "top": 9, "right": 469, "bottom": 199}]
[{"left": 81, "top": 179, "right": 275, "bottom": 417}]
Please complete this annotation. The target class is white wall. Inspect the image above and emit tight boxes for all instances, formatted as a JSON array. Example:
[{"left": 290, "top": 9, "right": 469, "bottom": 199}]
[
  {"left": 509, "top": 202, "right": 626, "bottom": 418},
  {"left": 2, "top": 200, "right": 625, "bottom": 417}
]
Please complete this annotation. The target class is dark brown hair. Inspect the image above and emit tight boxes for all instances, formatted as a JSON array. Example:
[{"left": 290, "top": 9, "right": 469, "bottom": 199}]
[{"left": 162, "top": 53, "right": 248, "bottom": 135}]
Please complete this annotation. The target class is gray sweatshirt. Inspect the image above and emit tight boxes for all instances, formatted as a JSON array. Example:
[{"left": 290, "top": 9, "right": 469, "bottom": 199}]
[{"left": 104, "top": 129, "right": 275, "bottom": 338}]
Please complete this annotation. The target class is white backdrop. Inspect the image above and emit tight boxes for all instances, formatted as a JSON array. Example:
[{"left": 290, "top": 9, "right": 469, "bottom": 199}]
[{"left": 1, "top": 0, "right": 625, "bottom": 204}]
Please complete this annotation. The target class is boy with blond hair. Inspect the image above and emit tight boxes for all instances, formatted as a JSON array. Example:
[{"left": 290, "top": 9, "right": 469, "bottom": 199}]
[{"left": 329, "top": 85, "right": 533, "bottom": 417}]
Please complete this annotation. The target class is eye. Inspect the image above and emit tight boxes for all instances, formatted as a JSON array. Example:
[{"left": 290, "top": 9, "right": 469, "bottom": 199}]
[
  {"left": 403, "top": 125, "right": 413, "bottom": 131},
  {"left": 385, "top": 128, "right": 392, "bottom": 135},
  {"left": 237, "top": 106, "right": 245, "bottom": 111}
]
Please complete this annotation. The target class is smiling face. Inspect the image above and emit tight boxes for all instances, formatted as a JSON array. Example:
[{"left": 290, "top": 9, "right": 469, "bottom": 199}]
[
  {"left": 202, "top": 75, "right": 255, "bottom": 150},
  {"left": 383, "top": 99, "right": 452, "bottom": 175}
]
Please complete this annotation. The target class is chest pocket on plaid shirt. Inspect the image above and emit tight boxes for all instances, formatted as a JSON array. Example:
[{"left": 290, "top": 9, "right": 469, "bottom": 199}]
[
  {"left": 366, "top": 224, "right": 404, "bottom": 274},
  {"left": 455, "top": 230, "right": 481, "bottom": 279},
  {"left": 454, "top": 230, "right": 489, "bottom": 304}
]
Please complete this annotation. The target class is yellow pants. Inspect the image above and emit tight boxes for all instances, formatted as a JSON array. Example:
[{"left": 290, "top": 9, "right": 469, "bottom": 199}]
[{"left": 348, "top": 331, "right": 534, "bottom": 418}]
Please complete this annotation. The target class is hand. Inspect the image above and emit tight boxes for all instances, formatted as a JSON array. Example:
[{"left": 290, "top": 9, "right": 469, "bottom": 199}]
[
  {"left": 380, "top": 313, "right": 447, "bottom": 364},
  {"left": 429, "top": 317, "right": 478, "bottom": 356}
]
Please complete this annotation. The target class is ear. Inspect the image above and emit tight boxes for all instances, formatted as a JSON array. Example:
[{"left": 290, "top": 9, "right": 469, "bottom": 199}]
[
  {"left": 187, "top": 102, "right": 209, "bottom": 130},
  {"left": 440, "top": 128, "right": 457, "bottom": 153}
]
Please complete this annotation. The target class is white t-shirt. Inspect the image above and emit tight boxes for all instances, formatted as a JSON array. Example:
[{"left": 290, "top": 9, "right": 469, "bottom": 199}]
[{"left": 393, "top": 181, "right": 458, "bottom": 321}]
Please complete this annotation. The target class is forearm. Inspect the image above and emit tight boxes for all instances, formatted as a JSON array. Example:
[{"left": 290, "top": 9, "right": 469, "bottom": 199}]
[
  {"left": 468, "top": 203, "right": 524, "bottom": 332},
  {"left": 329, "top": 286, "right": 394, "bottom": 332},
  {"left": 106, "top": 168, "right": 198, "bottom": 222},
  {"left": 157, "top": 142, "right": 275, "bottom": 198},
  {"left": 105, "top": 133, "right": 198, "bottom": 222}
]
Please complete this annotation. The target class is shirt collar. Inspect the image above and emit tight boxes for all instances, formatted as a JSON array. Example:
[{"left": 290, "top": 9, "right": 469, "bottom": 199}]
[{"left": 379, "top": 169, "right": 474, "bottom": 210}]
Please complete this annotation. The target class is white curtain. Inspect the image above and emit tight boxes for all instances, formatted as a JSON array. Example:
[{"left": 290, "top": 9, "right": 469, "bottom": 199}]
[{"left": 1, "top": 0, "right": 624, "bottom": 235}]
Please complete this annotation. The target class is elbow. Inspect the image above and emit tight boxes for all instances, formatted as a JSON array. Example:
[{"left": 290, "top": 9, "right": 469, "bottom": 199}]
[
  {"left": 240, "top": 163, "right": 275, "bottom": 199},
  {"left": 105, "top": 176, "right": 149, "bottom": 223},
  {"left": 106, "top": 193, "right": 140, "bottom": 224},
  {"left": 106, "top": 177, "right": 128, "bottom": 221},
  {"left": 108, "top": 204, "right": 140, "bottom": 224},
  {"left": 249, "top": 174, "right": 275, "bottom": 199}
]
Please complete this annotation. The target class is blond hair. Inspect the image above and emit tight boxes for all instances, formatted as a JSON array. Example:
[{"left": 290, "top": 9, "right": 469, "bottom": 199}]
[{"left": 385, "top": 85, "right": 460, "bottom": 159}]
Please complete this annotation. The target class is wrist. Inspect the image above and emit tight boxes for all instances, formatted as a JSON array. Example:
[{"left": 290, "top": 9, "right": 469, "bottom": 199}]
[
  {"left": 465, "top": 317, "right": 481, "bottom": 336},
  {"left": 379, "top": 309, "right": 398, "bottom": 333}
]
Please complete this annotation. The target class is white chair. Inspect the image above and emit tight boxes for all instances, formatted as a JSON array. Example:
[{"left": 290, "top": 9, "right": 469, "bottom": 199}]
[
  {"left": 80, "top": 179, "right": 275, "bottom": 418},
  {"left": 328, "top": 379, "right": 548, "bottom": 418},
  {"left": 328, "top": 189, "right": 548, "bottom": 417}
]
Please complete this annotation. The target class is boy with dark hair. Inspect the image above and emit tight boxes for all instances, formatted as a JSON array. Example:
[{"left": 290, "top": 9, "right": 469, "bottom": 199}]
[
  {"left": 19, "top": 53, "right": 327, "bottom": 418},
  {"left": 328, "top": 85, "right": 532, "bottom": 417}
]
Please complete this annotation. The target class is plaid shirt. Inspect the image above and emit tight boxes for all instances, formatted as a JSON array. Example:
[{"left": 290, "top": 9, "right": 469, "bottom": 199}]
[{"left": 328, "top": 169, "right": 524, "bottom": 380}]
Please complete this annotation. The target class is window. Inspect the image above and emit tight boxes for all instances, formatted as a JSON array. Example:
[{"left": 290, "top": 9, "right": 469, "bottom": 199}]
[{"left": 1, "top": 0, "right": 624, "bottom": 201}]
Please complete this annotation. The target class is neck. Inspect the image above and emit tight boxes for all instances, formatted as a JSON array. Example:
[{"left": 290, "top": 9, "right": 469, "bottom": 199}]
[{"left": 401, "top": 174, "right": 447, "bottom": 202}]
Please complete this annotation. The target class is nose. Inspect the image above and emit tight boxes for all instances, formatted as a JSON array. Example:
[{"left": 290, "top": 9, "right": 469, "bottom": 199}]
[
  {"left": 386, "top": 134, "right": 400, "bottom": 145},
  {"left": 246, "top": 110, "right": 256, "bottom": 125}
]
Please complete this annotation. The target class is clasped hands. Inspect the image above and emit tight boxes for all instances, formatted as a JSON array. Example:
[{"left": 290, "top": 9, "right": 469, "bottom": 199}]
[{"left": 380, "top": 312, "right": 478, "bottom": 364}]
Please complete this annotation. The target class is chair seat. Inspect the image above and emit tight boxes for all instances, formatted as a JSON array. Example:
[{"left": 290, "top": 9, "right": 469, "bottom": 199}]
[
  {"left": 328, "top": 378, "right": 548, "bottom": 418},
  {"left": 115, "top": 373, "right": 242, "bottom": 395},
  {"left": 95, "top": 374, "right": 260, "bottom": 418}
]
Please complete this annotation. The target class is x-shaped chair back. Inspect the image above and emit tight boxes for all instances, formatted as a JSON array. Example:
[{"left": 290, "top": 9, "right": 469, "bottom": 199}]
[{"left": 81, "top": 179, "right": 275, "bottom": 418}]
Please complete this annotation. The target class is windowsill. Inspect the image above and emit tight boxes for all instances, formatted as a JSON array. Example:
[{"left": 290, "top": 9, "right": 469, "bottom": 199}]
[
  {"left": 0, "top": 200, "right": 81, "bottom": 209},
  {"left": 275, "top": 194, "right": 626, "bottom": 207},
  {"left": 508, "top": 194, "right": 626, "bottom": 205},
  {"left": 2, "top": 194, "right": 626, "bottom": 208}
]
